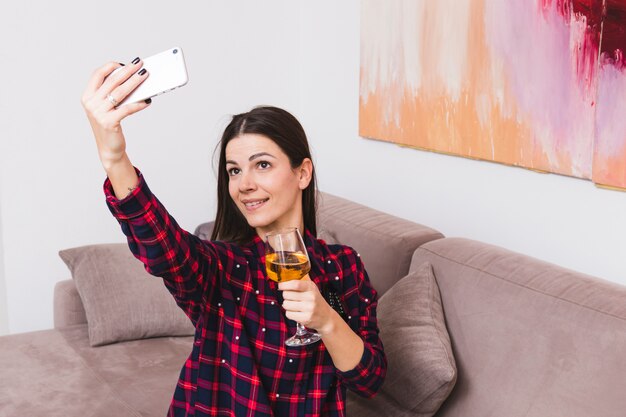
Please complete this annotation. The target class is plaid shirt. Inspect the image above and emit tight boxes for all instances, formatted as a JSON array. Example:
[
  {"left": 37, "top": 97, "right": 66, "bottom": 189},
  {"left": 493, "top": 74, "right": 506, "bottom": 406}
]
[{"left": 104, "top": 168, "right": 386, "bottom": 417}]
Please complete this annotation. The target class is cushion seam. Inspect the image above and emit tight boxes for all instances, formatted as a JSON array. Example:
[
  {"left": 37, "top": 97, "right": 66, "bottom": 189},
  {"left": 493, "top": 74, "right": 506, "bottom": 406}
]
[{"left": 425, "top": 263, "right": 457, "bottom": 384}]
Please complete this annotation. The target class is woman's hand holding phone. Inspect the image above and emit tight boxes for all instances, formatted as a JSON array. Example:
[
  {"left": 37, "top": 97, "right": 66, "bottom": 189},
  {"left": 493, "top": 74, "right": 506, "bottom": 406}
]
[{"left": 81, "top": 57, "right": 150, "bottom": 198}]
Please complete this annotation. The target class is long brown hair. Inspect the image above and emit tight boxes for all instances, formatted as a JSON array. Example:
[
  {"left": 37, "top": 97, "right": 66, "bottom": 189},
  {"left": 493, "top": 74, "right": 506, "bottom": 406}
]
[{"left": 211, "top": 106, "right": 317, "bottom": 244}]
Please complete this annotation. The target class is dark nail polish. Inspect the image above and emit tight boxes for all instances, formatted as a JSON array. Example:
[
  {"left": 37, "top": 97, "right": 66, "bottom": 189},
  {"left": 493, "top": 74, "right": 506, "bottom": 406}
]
[
  {"left": 138, "top": 68, "right": 147, "bottom": 76},
  {"left": 118, "top": 62, "right": 125, "bottom": 66},
  {"left": 144, "top": 98, "right": 152, "bottom": 104},
  {"left": 131, "top": 57, "right": 140, "bottom": 65}
]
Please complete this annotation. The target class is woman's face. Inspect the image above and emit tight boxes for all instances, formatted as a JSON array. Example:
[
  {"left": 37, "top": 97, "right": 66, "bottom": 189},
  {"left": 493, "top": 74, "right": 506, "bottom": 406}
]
[{"left": 225, "top": 133, "right": 312, "bottom": 239}]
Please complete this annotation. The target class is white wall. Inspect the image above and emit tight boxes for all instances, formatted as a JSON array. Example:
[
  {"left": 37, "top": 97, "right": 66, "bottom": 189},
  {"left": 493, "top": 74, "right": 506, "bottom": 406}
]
[
  {"left": 1, "top": 1, "right": 625, "bottom": 336},
  {"left": 0, "top": 169, "right": 7, "bottom": 335},
  {"left": 0, "top": 0, "right": 300, "bottom": 335},
  {"left": 299, "top": 0, "right": 626, "bottom": 286}
]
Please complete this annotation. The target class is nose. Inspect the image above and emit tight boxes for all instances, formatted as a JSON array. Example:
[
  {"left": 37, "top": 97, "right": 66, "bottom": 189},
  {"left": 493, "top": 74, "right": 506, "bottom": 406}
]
[{"left": 239, "top": 170, "right": 257, "bottom": 192}]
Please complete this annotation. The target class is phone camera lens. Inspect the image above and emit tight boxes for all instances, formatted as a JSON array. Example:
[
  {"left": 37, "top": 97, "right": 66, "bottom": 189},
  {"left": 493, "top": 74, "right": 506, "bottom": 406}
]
[{"left": 173, "top": 49, "right": 178, "bottom": 54}]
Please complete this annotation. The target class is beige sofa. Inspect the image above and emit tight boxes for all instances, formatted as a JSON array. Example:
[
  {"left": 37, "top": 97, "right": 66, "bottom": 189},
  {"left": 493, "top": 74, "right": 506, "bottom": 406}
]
[{"left": 1, "top": 192, "right": 625, "bottom": 416}]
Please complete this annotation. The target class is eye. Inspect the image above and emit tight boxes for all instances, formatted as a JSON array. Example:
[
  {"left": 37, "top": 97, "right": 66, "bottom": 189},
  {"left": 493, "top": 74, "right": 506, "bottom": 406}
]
[
  {"left": 257, "top": 161, "right": 271, "bottom": 169},
  {"left": 227, "top": 167, "right": 240, "bottom": 176}
]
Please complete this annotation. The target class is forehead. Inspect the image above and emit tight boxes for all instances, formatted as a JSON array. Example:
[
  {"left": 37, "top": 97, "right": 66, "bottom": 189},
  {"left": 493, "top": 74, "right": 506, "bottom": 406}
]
[{"left": 225, "top": 133, "right": 285, "bottom": 161}]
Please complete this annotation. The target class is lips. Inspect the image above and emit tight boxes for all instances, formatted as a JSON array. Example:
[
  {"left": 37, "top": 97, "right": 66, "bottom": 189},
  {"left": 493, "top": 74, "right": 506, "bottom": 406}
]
[{"left": 242, "top": 198, "right": 269, "bottom": 211}]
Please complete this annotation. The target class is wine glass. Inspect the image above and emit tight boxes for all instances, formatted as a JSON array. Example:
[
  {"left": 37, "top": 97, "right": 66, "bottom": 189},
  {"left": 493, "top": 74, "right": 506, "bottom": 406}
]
[{"left": 265, "top": 227, "right": 322, "bottom": 346}]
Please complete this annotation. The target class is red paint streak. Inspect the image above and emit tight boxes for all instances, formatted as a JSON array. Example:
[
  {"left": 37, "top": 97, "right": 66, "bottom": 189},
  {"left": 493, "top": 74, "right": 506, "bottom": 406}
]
[
  {"left": 573, "top": 0, "right": 604, "bottom": 28},
  {"left": 574, "top": 0, "right": 605, "bottom": 87},
  {"left": 601, "top": 0, "right": 626, "bottom": 65},
  {"left": 544, "top": 0, "right": 626, "bottom": 65},
  {"left": 541, "top": 0, "right": 604, "bottom": 88}
]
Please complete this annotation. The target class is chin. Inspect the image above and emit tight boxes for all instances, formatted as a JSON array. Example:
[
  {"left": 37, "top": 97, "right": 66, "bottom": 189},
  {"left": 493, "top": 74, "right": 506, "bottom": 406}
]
[{"left": 243, "top": 214, "right": 271, "bottom": 230}]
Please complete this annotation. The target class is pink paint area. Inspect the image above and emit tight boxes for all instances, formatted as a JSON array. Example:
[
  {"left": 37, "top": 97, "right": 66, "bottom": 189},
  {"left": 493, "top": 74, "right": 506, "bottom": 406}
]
[
  {"left": 594, "top": 57, "right": 626, "bottom": 188},
  {"left": 593, "top": 0, "right": 626, "bottom": 187},
  {"left": 484, "top": 0, "right": 599, "bottom": 177}
]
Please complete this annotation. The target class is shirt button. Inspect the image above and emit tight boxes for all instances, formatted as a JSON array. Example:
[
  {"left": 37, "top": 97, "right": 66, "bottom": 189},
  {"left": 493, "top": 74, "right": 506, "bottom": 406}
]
[
  {"left": 289, "top": 358, "right": 294, "bottom": 363},
  {"left": 262, "top": 328, "right": 266, "bottom": 332},
  {"left": 237, "top": 297, "right": 241, "bottom": 301},
  {"left": 335, "top": 276, "right": 339, "bottom": 281},
  {"left": 357, "top": 253, "right": 361, "bottom": 257},
  {"left": 236, "top": 264, "right": 240, "bottom": 268},
  {"left": 218, "top": 303, "right": 222, "bottom": 307},
  {"left": 235, "top": 336, "right": 239, "bottom": 340},
  {"left": 256, "top": 290, "right": 260, "bottom": 294},
  {"left": 221, "top": 359, "right": 226, "bottom": 363},
  {"left": 348, "top": 316, "right": 352, "bottom": 320},
  {"left": 365, "top": 298, "right": 369, "bottom": 303},
  {"left": 276, "top": 394, "right": 280, "bottom": 398},
  {"left": 327, "top": 260, "right": 331, "bottom": 264},
  {"left": 271, "top": 301, "right": 275, "bottom": 305}
]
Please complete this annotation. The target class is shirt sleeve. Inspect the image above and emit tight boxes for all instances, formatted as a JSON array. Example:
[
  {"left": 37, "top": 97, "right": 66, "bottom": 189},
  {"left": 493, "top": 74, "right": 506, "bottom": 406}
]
[
  {"left": 104, "top": 167, "right": 219, "bottom": 327},
  {"left": 335, "top": 248, "right": 387, "bottom": 398}
]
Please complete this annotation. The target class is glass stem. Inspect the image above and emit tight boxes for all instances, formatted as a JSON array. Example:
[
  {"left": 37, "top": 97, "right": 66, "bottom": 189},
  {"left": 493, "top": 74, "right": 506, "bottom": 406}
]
[{"left": 295, "top": 322, "right": 308, "bottom": 336}]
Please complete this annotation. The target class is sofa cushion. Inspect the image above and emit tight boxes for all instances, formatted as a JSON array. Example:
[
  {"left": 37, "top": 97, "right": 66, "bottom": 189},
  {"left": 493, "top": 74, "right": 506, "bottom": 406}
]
[
  {"left": 0, "top": 326, "right": 141, "bottom": 416},
  {"left": 59, "top": 243, "right": 195, "bottom": 347},
  {"left": 347, "top": 261, "right": 457, "bottom": 417},
  {"left": 58, "top": 324, "right": 193, "bottom": 416}
]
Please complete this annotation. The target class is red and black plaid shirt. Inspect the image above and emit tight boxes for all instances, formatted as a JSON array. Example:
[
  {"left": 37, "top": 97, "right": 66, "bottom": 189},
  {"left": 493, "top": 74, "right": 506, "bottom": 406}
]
[{"left": 104, "top": 168, "right": 386, "bottom": 417}]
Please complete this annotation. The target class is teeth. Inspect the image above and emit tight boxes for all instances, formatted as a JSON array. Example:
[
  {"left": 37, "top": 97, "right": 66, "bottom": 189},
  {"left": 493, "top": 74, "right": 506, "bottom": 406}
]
[{"left": 245, "top": 199, "right": 267, "bottom": 207}]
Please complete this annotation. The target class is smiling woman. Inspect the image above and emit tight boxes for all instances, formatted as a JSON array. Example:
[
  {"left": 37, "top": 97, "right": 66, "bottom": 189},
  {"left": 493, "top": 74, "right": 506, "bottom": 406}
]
[
  {"left": 223, "top": 132, "right": 313, "bottom": 239},
  {"left": 213, "top": 107, "right": 317, "bottom": 245},
  {"left": 81, "top": 59, "right": 386, "bottom": 417}
]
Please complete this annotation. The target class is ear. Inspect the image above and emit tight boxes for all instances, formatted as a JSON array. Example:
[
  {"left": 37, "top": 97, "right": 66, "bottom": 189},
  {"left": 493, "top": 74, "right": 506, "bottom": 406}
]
[{"left": 297, "top": 158, "right": 313, "bottom": 190}]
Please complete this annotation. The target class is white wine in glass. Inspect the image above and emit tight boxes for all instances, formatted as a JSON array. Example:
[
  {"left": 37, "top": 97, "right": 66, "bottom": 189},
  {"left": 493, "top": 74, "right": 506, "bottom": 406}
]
[{"left": 265, "top": 228, "right": 321, "bottom": 346}]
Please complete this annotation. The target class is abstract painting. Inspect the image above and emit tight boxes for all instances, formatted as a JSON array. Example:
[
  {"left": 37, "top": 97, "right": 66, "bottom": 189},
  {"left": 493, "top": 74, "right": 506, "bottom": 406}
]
[{"left": 360, "top": 0, "right": 626, "bottom": 189}]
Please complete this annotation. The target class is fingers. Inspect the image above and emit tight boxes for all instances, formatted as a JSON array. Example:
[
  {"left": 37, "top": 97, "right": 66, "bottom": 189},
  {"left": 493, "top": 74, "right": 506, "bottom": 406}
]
[
  {"left": 284, "top": 311, "right": 311, "bottom": 325},
  {"left": 106, "top": 68, "right": 149, "bottom": 109},
  {"left": 281, "top": 286, "right": 316, "bottom": 301},
  {"left": 282, "top": 299, "right": 311, "bottom": 312},
  {"left": 112, "top": 99, "right": 152, "bottom": 119},
  {"left": 83, "top": 61, "right": 124, "bottom": 98},
  {"left": 278, "top": 278, "right": 311, "bottom": 292},
  {"left": 97, "top": 57, "right": 143, "bottom": 100}
]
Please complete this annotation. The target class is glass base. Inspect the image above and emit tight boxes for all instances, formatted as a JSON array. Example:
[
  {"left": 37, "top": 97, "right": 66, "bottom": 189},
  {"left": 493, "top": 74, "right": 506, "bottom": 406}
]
[{"left": 285, "top": 331, "right": 322, "bottom": 347}]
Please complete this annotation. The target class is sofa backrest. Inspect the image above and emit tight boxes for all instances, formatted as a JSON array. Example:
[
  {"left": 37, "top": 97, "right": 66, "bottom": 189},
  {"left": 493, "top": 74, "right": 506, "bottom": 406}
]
[
  {"left": 316, "top": 192, "right": 444, "bottom": 296},
  {"left": 411, "top": 237, "right": 626, "bottom": 417},
  {"left": 194, "top": 192, "right": 445, "bottom": 297}
]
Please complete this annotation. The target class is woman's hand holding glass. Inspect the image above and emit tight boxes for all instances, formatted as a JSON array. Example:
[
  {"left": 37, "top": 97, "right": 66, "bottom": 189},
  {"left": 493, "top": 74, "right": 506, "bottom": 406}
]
[
  {"left": 278, "top": 275, "right": 336, "bottom": 336},
  {"left": 265, "top": 228, "right": 330, "bottom": 346}
]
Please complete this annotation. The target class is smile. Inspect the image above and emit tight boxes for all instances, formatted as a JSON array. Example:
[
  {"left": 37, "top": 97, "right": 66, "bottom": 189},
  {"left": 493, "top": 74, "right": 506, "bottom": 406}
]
[{"left": 243, "top": 198, "right": 269, "bottom": 211}]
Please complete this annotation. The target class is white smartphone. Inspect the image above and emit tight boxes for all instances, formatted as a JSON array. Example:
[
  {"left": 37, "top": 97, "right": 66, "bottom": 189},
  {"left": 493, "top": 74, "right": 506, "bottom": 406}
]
[{"left": 113, "top": 47, "right": 189, "bottom": 106}]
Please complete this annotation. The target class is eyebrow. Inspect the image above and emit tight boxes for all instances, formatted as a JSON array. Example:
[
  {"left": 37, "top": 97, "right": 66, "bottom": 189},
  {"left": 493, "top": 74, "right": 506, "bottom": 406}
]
[{"left": 226, "top": 152, "right": 276, "bottom": 166}]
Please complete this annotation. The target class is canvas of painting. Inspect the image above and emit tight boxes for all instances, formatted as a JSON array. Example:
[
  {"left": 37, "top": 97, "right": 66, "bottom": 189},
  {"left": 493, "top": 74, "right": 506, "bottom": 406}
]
[{"left": 360, "top": 0, "right": 626, "bottom": 190}]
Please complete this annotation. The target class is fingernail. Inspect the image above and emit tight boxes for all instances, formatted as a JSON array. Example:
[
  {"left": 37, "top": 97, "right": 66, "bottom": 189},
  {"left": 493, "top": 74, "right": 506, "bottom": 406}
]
[
  {"left": 138, "top": 68, "right": 147, "bottom": 76},
  {"left": 131, "top": 57, "right": 140, "bottom": 65},
  {"left": 118, "top": 62, "right": 125, "bottom": 66},
  {"left": 144, "top": 98, "right": 152, "bottom": 104}
]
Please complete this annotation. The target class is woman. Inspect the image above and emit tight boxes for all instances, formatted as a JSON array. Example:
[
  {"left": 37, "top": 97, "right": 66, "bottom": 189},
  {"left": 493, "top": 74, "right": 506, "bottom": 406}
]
[{"left": 81, "top": 58, "right": 386, "bottom": 417}]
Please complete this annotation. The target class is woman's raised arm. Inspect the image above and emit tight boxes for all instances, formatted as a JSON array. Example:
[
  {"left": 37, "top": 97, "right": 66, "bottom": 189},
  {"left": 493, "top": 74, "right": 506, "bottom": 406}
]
[{"left": 81, "top": 58, "right": 151, "bottom": 198}]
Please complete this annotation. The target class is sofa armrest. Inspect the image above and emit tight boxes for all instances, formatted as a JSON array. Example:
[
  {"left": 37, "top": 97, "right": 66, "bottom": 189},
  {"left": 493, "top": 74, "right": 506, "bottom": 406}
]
[{"left": 54, "top": 279, "right": 87, "bottom": 328}]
